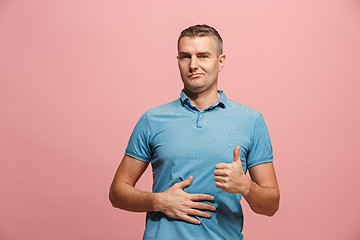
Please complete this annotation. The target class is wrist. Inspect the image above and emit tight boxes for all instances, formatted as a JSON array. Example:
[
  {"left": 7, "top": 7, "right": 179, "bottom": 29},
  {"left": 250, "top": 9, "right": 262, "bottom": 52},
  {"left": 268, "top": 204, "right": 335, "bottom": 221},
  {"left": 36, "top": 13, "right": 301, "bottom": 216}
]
[
  {"left": 151, "top": 192, "right": 165, "bottom": 212},
  {"left": 241, "top": 178, "right": 254, "bottom": 198}
]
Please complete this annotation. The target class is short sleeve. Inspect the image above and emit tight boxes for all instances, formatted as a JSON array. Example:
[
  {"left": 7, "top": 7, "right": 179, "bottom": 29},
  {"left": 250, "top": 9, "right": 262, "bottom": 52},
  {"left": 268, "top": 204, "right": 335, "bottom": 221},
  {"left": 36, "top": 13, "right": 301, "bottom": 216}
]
[
  {"left": 247, "top": 113, "right": 273, "bottom": 168},
  {"left": 125, "top": 113, "right": 152, "bottom": 162}
]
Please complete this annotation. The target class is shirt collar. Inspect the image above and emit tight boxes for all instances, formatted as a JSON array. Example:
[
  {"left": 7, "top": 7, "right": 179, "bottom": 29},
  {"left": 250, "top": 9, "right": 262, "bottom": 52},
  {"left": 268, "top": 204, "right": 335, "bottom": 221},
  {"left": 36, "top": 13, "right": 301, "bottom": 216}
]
[{"left": 180, "top": 90, "right": 227, "bottom": 110}]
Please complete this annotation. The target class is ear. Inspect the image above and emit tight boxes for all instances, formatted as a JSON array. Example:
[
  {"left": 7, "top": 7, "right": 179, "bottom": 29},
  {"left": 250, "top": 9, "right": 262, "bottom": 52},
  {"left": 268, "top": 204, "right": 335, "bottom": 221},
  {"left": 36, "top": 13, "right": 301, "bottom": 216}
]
[{"left": 218, "top": 54, "right": 226, "bottom": 72}]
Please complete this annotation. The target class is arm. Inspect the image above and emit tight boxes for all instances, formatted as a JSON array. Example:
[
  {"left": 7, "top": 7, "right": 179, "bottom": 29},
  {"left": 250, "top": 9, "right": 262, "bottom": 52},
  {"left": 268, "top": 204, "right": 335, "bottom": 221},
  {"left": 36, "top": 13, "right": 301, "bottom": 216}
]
[
  {"left": 109, "top": 154, "right": 154, "bottom": 212},
  {"left": 244, "top": 162, "right": 280, "bottom": 216},
  {"left": 213, "top": 146, "right": 280, "bottom": 216},
  {"left": 109, "top": 154, "right": 216, "bottom": 224}
]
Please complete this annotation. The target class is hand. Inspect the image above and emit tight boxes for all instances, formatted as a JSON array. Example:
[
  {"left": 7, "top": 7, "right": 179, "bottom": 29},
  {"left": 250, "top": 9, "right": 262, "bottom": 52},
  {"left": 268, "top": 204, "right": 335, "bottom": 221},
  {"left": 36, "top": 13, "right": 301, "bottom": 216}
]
[
  {"left": 214, "top": 145, "right": 251, "bottom": 195},
  {"left": 158, "top": 176, "right": 216, "bottom": 225}
]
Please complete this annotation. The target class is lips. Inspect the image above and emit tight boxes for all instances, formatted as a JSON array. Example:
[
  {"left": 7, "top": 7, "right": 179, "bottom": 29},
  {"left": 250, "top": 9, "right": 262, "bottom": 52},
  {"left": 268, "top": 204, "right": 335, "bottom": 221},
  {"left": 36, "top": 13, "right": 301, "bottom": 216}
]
[{"left": 188, "top": 73, "right": 204, "bottom": 78}]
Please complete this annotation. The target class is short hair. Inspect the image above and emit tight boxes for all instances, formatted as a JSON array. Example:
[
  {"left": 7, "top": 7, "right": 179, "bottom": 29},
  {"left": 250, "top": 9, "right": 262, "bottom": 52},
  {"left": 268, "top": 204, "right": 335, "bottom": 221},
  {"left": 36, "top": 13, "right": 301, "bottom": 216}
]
[{"left": 178, "top": 24, "right": 223, "bottom": 56}]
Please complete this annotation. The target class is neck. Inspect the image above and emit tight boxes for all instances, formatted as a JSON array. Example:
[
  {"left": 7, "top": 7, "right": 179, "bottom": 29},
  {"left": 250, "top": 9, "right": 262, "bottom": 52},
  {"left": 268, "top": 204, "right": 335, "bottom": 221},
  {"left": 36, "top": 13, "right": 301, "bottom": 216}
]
[{"left": 183, "top": 88, "right": 220, "bottom": 111}]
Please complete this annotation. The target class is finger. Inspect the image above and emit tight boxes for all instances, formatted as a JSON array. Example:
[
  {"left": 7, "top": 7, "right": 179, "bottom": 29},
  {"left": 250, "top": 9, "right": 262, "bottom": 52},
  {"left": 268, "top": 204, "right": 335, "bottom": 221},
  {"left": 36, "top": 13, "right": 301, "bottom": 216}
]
[
  {"left": 177, "top": 176, "right": 193, "bottom": 189},
  {"left": 181, "top": 214, "right": 201, "bottom": 225},
  {"left": 215, "top": 163, "right": 229, "bottom": 169},
  {"left": 233, "top": 145, "right": 241, "bottom": 163},
  {"left": 215, "top": 181, "right": 226, "bottom": 190},
  {"left": 213, "top": 169, "right": 228, "bottom": 176},
  {"left": 187, "top": 209, "right": 212, "bottom": 219},
  {"left": 189, "top": 193, "right": 214, "bottom": 201},
  {"left": 191, "top": 202, "right": 216, "bottom": 211},
  {"left": 214, "top": 176, "right": 227, "bottom": 183}
]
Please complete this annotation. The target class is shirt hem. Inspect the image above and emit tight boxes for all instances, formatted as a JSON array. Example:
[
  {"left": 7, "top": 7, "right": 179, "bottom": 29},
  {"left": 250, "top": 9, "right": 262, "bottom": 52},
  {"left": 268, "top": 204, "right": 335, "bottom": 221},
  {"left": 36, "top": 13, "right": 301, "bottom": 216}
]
[
  {"left": 125, "top": 152, "right": 151, "bottom": 163},
  {"left": 247, "top": 158, "right": 273, "bottom": 168}
]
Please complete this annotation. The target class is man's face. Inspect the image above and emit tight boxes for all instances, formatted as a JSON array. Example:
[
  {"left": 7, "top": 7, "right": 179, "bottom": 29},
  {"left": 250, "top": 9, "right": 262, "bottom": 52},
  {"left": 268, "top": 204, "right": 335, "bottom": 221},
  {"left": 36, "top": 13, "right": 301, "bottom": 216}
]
[{"left": 177, "top": 36, "right": 225, "bottom": 94}]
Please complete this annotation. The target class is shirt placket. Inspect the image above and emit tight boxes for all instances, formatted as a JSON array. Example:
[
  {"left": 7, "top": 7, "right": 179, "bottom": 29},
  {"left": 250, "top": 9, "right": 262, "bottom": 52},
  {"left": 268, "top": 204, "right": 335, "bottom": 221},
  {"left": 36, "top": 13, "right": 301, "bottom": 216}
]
[{"left": 196, "top": 111, "right": 205, "bottom": 128}]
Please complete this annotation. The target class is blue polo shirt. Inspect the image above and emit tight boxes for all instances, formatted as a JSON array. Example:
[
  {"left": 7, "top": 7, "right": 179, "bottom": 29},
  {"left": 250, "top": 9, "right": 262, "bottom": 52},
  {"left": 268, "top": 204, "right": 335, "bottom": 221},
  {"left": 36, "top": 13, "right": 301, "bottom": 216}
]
[{"left": 125, "top": 90, "right": 273, "bottom": 240}]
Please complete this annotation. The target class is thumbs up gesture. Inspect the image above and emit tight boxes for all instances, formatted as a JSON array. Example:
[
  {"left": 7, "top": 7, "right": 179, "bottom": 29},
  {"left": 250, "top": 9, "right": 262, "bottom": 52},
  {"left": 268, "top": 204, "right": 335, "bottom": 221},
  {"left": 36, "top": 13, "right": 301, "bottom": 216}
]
[{"left": 214, "top": 146, "right": 251, "bottom": 195}]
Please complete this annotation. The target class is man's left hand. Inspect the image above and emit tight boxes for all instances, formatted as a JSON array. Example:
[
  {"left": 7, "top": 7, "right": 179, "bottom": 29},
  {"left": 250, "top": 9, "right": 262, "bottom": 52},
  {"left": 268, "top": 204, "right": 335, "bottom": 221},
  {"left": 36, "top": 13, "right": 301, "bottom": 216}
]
[{"left": 214, "top": 145, "right": 251, "bottom": 195}]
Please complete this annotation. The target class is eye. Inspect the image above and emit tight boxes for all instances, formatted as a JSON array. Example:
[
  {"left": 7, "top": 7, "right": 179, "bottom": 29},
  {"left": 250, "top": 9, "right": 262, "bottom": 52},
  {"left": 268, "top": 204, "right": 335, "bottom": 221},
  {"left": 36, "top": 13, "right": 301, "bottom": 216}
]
[{"left": 200, "top": 55, "right": 208, "bottom": 58}]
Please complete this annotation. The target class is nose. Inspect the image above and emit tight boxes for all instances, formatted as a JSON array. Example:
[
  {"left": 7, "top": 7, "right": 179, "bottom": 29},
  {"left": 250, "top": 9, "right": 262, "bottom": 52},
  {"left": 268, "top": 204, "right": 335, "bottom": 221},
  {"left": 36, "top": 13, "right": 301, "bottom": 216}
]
[{"left": 189, "top": 56, "right": 199, "bottom": 73}]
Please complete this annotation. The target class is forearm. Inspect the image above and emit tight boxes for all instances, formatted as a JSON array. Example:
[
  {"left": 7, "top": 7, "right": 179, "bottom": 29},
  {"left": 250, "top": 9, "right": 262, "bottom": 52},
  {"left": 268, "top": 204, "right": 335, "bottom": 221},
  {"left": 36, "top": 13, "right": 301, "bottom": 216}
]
[
  {"left": 242, "top": 180, "right": 280, "bottom": 216},
  {"left": 109, "top": 180, "right": 161, "bottom": 212},
  {"left": 110, "top": 176, "right": 215, "bottom": 225}
]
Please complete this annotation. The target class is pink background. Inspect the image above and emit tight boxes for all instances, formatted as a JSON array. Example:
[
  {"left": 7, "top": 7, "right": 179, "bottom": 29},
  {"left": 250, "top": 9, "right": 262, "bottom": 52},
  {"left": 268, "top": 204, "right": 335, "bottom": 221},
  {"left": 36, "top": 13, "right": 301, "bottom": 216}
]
[{"left": 1, "top": 0, "right": 360, "bottom": 239}]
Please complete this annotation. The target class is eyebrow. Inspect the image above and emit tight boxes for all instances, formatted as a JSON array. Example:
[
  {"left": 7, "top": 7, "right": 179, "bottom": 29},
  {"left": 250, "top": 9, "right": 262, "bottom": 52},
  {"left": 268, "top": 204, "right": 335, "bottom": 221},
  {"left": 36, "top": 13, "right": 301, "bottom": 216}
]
[
  {"left": 179, "top": 51, "right": 212, "bottom": 56},
  {"left": 179, "top": 52, "right": 190, "bottom": 56},
  {"left": 198, "top": 52, "right": 211, "bottom": 56}
]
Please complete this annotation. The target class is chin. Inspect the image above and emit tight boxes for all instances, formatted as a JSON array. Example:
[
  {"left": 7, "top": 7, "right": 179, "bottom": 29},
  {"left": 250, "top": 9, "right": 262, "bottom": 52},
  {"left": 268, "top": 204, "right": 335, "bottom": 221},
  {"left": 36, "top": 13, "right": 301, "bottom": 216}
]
[{"left": 184, "top": 86, "right": 207, "bottom": 94}]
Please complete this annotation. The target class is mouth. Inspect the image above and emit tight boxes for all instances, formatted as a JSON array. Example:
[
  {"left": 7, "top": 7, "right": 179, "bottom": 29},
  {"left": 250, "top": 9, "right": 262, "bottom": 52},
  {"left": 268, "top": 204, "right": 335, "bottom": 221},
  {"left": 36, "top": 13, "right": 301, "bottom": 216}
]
[{"left": 188, "top": 73, "right": 204, "bottom": 78}]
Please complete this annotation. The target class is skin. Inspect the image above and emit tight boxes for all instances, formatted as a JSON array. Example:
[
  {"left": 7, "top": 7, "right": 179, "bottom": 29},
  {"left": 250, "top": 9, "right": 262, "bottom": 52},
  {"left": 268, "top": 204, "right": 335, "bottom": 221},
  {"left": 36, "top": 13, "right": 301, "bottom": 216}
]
[
  {"left": 177, "top": 36, "right": 225, "bottom": 111},
  {"left": 214, "top": 146, "right": 280, "bottom": 216},
  {"left": 109, "top": 35, "right": 280, "bottom": 225},
  {"left": 109, "top": 155, "right": 214, "bottom": 225}
]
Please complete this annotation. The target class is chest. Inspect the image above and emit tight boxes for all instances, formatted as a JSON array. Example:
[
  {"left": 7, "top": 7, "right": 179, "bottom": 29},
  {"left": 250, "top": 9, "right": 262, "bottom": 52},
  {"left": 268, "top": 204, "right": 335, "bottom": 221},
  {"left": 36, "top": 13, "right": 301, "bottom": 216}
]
[{"left": 149, "top": 112, "right": 253, "bottom": 170}]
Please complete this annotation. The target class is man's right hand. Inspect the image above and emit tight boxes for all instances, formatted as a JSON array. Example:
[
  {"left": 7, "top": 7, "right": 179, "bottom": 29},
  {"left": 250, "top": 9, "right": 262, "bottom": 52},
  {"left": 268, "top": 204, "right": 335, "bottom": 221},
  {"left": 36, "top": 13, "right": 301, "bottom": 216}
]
[{"left": 156, "top": 176, "right": 216, "bottom": 225}]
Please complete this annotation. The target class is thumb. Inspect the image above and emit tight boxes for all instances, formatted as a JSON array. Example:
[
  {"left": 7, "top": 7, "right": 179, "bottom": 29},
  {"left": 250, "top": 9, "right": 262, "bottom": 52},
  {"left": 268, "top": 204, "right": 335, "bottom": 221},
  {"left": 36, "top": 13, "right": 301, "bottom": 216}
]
[
  {"left": 233, "top": 145, "right": 241, "bottom": 163},
  {"left": 178, "top": 176, "right": 193, "bottom": 189}
]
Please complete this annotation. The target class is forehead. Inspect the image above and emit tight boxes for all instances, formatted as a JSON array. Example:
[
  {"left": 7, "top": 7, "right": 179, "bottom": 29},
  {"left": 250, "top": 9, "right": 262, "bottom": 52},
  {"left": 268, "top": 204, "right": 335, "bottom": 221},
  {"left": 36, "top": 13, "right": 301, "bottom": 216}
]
[{"left": 178, "top": 36, "right": 217, "bottom": 54}]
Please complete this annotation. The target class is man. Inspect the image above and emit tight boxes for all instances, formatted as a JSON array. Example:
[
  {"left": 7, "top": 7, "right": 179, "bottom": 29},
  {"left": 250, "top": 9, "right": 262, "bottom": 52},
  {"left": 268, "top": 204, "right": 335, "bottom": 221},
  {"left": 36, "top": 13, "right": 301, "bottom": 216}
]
[{"left": 109, "top": 24, "right": 280, "bottom": 239}]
